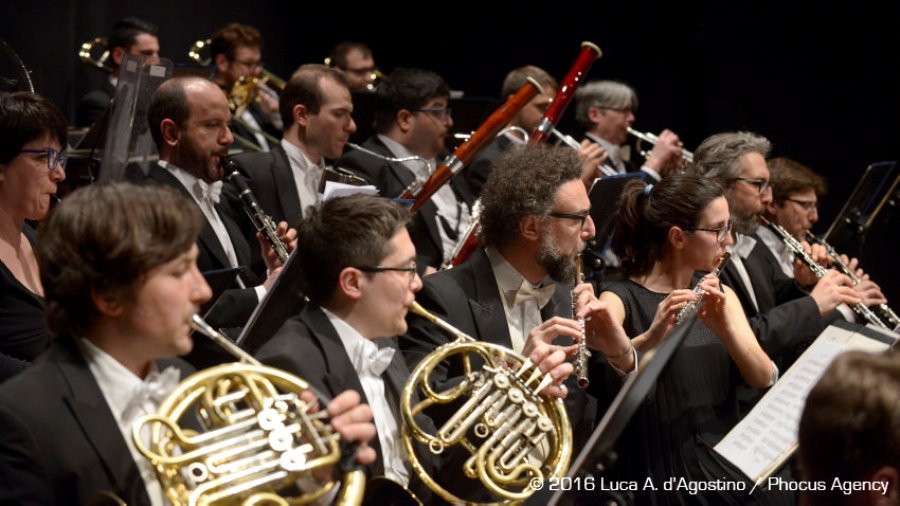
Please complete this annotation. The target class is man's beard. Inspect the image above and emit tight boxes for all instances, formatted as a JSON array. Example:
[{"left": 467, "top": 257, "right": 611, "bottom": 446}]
[
  {"left": 180, "top": 136, "right": 224, "bottom": 182},
  {"left": 537, "top": 231, "right": 578, "bottom": 283},
  {"left": 726, "top": 192, "right": 760, "bottom": 235}
]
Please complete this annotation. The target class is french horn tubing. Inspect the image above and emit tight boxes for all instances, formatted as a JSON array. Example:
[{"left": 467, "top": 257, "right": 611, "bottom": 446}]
[
  {"left": 131, "top": 315, "right": 366, "bottom": 506},
  {"left": 402, "top": 302, "right": 572, "bottom": 504}
]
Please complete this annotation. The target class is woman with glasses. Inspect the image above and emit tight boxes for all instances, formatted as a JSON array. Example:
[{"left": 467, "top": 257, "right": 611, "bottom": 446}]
[
  {"left": 598, "top": 174, "right": 778, "bottom": 504},
  {"left": 0, "top": 92, "right": 67, "bottom": 381}
]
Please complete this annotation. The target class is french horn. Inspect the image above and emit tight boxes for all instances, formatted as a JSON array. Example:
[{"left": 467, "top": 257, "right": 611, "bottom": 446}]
[
  {"left": 132, "top": 315, "right": 366, "bottom": 505},
  {"left": 402, "top": 302, "right": 572, "bottom": 504}
]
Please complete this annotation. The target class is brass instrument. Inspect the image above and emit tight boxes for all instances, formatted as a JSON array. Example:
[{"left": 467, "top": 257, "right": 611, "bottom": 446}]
[
  {"left": 551, "top": 128, "right": 618, "bottom": 177},
  {"left": 572, "top": 253, "right": 591, "bottom": 388},
  {"left": 627, "top": 126, "right": 694, "bottom": 163},
  {"left": 225, "top": 160, "right": 290, "bottom": 263},
  {"left": 78, "top": 37, "right": 113, "bottom": 73},
  {"left": 132, "top": 315, "right": 366, "bottom": 505},
  {"left": 760, "top": 217, "right": 889, "bottom": 330},
  {"left": 806, "top": 231, "right": 900, "bottom": 329},
  {"left": 673, "top": 251, "right": 732, "bottom": 325},
  {"left": 402, "top": 302, "right": 573, "bottom": 504}
]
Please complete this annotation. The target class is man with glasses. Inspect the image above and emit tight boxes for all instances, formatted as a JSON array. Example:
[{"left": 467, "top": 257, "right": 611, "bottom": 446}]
[
  {"left": 401, "top": 146, "right": 636, "bottom": 476},
  {"left": 209, "top": 23, "right": 281, "bottom": 152},
  {"left": 690, "top": 132, "right": 862, "bottom": 383},
  {"left": 339, "top": 67, "right": 475, "bottom": 274},
  {"left": 327, "top": 41, "right": 379, "bottom": 92},
  {"left": 574, "top": 80, "right": 684, "bottom": 181}
]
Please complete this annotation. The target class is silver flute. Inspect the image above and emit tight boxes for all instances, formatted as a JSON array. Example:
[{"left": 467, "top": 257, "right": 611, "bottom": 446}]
[
  {"left": 806, "top": 231, "right": 899, "bottom": 329},
  {"left": 673, "top": 251, "right": 732, "bottom": 325},
  {"left": 224, "top": 159, "right": 290, "bottom": 264},
  {"left": 572, "top": 253, "right": 591, "bottom": 388}
]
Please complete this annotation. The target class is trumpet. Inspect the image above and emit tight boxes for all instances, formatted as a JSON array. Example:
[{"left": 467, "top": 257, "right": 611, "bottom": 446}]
[
  {"left": 78, "top": 37, "right": 113, "bottom": 73},
  {"left": 402, "top": 301, "right": 572, "bottom": 504},
  {"left": 132, "top": 314, "right": 366, "bottom": 505},
  {"left": 806, "top": 231, "right": 900, "bottom": 328},
  {"left": 760, "top": 217, "right": 889, "bottom": 330},
  {"left": 551, "top": 128, "right": 618, "bottom": 177},
  {"left": 224, "top": 159, "right": 290, "bottom": 264},
  {"left": 673, "top": 251, "right": 732, "bottom": 325},
  {"left": 572, "top": 253, "right": 591, "bottom": 388},
  {"left": 627, "top": 127, "right": 694, "bottom": 163}
]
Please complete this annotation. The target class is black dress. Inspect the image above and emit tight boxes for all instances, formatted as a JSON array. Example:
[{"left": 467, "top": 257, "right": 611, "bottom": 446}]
[
  {"left": 602, "top": 279, "right": 777, "bottom": 506},
  {"left": 0, "top": 226, "right": 48, "bottom": 382}
]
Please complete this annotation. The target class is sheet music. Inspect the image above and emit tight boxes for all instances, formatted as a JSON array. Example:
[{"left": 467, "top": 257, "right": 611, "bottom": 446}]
[{"left": 713, "top": 324, "right": 894, "bottom": 481}]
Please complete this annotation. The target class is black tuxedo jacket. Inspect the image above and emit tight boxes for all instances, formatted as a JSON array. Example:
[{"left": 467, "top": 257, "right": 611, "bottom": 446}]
[
  {"left": 76, "top": 79, "right": 116, "bottom": 128},
  {"left": 254, "top": 303, "right": 437, "bottom": 502},
  {"left": 338, "top": 136, "right": 475, "bottom": 270},
  {"left": 231, "top": 144, "right": 303, "bottom": 229},
  {"left": 463, "top": 134, "right": 514, "bottom": 197},
  {"left": 399, "top": 248, "right": 598, "bottom": 450},
  {"left": 0, "top": 338, "right": 193, "bottom": 505}
]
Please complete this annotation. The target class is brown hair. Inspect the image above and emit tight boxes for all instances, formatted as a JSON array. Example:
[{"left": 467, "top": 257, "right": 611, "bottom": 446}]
[
  {"left": 767, "top": 157, "right": 827, "bottom": 202},
  {"left": 209, "top": 22, "right": 263, "bottom": 61},
  {"left": 37, "top": 182, "right": 202, "bottom": 339},
  {"left": 280, "top": 64, "right": 351, "bottom": 128},
  {"left": 0, "top": 92, "right": 67, "bottom": 164},
  {"left": 501, "top": 65, "right": 557, "bottom": 98}
]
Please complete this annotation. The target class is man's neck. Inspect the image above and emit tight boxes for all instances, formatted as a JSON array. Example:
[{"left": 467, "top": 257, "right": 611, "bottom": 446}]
[
  {"left": 322, "top": 298, "right": 376, "bottom": 341},
  {"left": 84, "top": 323, "right": 154, "bottom": 379},
  {"left": 284, "top": 129, "right": 322, "bottom": 164},
  {"left": 382, "top": 129, "right": 435, "bottom": 160}
]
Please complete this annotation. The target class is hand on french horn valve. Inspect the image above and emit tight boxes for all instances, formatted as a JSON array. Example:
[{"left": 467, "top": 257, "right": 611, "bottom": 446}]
[
  {"left": 259, "top": 220, "right": 298, "bottom": 270},
  {"left": 325, "top": 390, "right": 377, "bottom": 467}
]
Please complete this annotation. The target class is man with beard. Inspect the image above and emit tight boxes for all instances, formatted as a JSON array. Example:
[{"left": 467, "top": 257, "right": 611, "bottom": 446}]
[
  {"left": 689, "top": 132, "right": 861, "bottom": 374},
  {"left": 400, "top": 146, "right": 635, "bottom": 458},
  {"left": 338, "top": 68, "right": 475, "bottom": 273},
  {"left": 143, "top": 77, "right": 293, "bottom": 364}
]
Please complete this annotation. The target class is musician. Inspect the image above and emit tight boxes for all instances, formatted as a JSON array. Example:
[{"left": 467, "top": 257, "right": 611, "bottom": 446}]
[
  {"left": 401, "top": 146, "right": 635, "bottom": 454},
  {"left": 338, "top": 67, "right": 475, "bottom": 273},
  {"left": 464, "top": 65, "right": 607, "bottom": 196},
  {"left": 143, "top": 76, "right": 292, "bottom": 349},
  {"left": 328, "top": 41, "right": 378, "bottom": 92},
  {"left": 798, "top": 350, "right": 899, "bottom": 506},
  {"left": 689, "top": 132, "right": 861, "bottom": 372},
  {"left": 76, "top": 17, "right": 160, "bottom": 127},
  {"left": 574, "top": 80, "right": 683, "bottom": 181},
  {"left": 0, "top": 92, "right": 66, "bottom": 381},
  {"left": 255, "top": 194, "right": 438, "bottom": 501},
  {"left": 0, "top": 182, "right": 376, "bottom": 505},
  {"left": 600, "top": 173, "right": 780, "bottom": 505},
  {"left": 209, "top": 22, "right": 280, "bottom": 152}
]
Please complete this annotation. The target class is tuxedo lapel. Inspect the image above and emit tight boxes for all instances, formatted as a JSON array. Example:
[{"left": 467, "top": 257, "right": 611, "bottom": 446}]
[
  {"left": 270, "top": 146, "right": 304, "bottom": 227},
  {"left": 467, "top": 250, "right": 513, "bottom": 349}
]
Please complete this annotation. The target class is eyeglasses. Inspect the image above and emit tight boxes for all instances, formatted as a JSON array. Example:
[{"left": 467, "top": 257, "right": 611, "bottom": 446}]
[
  {"left": 357, "top": 262, "right": 418, "bottom": 282},
  {"left": 548, "top": 210, "right": 591, "bottom": 229},
  {"left": 683, "top": 219, "right": 734, "bottom": 243},
  {"left": 412, "top": 107, "right": 452, "bottom": 120},
  {"left": 233, "top": 59, "right": 261, "bottom": 69},
  {"left": 20, "top": 148, "right": 67, "bottom": 172},
  {"left": 734, "top": 177, "right": 770, "bottom": 194},
  {"left": 784, "top": 198, "right": 818, "bottom": 211}
]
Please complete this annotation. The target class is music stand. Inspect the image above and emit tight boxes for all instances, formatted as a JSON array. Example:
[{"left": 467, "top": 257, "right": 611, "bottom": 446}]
[
  {"left": 199, "top": 266, "right": 245, "bottom": 317},
  {"left": 824, "top": 161, "right": 898, "bottom": 251},
  {"left": 583, "top": 172, "right": 647, "bottom": 277},
  {"left": 236, "top": 247, "right": 307, "bottom": 355},
  {"left": 525, "top": 317, "right": 699, "bottom": 506}
]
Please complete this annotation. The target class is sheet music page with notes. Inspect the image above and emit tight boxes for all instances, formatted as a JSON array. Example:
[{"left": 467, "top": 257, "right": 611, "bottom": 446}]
[{"left": 713, "top": 324, "right": 895, "bottom": 482}]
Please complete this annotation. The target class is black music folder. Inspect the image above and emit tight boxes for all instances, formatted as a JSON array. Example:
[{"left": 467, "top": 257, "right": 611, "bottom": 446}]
[{"left": 199, "top": 266, "right": 245, "bottom": 317}]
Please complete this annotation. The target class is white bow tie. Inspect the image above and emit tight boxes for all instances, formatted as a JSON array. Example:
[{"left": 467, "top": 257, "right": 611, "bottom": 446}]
[
  {"left": 511, "top": 280, "right": 555, "bottom": 309},
  {"left": 123, "top": 366, "right": 181, "bottom": 420},
  {"left": 193, "top": 179, "right": 223, "bottom": 204},
  {"left": 352, "top": 340, "right": 395, "bottom": 377}
]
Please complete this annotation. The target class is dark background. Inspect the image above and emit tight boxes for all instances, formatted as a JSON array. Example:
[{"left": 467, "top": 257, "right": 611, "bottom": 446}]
[{"left": 2, "top": 0, "right": 898, "bottom": 302}]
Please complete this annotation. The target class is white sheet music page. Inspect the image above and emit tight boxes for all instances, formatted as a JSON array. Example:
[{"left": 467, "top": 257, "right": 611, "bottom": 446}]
[{"left": 713, "top": 324, "right": 894, "bottom": 481}]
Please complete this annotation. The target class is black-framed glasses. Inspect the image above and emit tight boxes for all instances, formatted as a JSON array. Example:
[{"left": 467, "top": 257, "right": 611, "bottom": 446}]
[
  {"left": 548, "top": 210, "right": 590, "bottom": 229},
  {"left": 20, "top": 148, "right": 67, "bottom": 172},
  {"left": 784, "top": 197, "right": 818, "bottom": 211},
  {"left": 683, "top": 219, "right": 734, "bottom": 243},
  {"left": 357, "top": 262, "right": 418, "bottom": 281},
  {"left": 734, "top": 177, "right": 770, "bottom": 194},
  {"left": 412, "top": 107, "right": 452, "bottom": 120}
]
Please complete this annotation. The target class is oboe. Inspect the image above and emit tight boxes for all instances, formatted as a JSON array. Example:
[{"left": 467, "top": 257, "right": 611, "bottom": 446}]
[
  {"left": 673, "top": 251, "right": 732, "bottom": 325},
  {"left": 760, "top": 217, "right": 889, "bottom": 330},
  {"left": 224, "top": 159, "right": 290, "bottom": 264},
  {"left": 806, "top": 231, "right": 900, "bottom": 328},
  {"left": 572, "top": 253, "right": 591, "bottom": 388}
]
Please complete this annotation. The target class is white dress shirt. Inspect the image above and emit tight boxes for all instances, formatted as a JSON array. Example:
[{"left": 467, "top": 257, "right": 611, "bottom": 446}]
[
  {"left": 281, "top": 139, "right": 325, "bottom": 219},
  {"left": 321, "top": 308, "right": 410, "bottom": 486},
  {"left": 485, "top": 248, "right": 555, "bottom": 354},
  {"left": 80, "top": 339, "right": 181, "bottom": 506},
  {"left": 378, "top": 135, "right": 470, "bottom": 260}
]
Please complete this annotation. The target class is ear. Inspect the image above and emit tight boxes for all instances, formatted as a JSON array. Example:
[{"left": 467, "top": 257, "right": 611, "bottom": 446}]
[
  {"left": 91, "top": 288, "right": 124, "bottom": 317},
  {"left": 110, "top": 46, "right": 126, "bottom": 67},
  {"left": 668, "top": 226, "right": 686, "bottom": 250},
  {"left": 160, "top": 118, "right": 181, "bottom": 149},
  {"left": 396, "top": 109, "right": 414, "bottom": 133},
  {"left": 764, "top": 199, "right": 778, "bottom": 216},
  {"left": 871, "top": 466, "right": 898, "bottom": 506},
  {"left": 293, "top": 103, "right": 308, "bottom": 129},
  {"left": 337, "top": 267, "right": 364, "bottom": 301},
  {"left": 519, "top": 215, "right": 543, "bottom": 242},
  {"left": 214, "top": 53, "right": 230, "bottom": 74},
  {"left": 587, "top": 106, "right": 604, "bottom": 123}
]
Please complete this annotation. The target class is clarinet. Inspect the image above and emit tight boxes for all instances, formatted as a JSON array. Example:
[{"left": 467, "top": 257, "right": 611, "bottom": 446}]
[
  {"left": 224, "top": 159, "right": 290, "bottom": 264},
  {"left": 806, "top": 231, "right": 900, "bottom": 329},
  {"left": 673, "top": 251, "right": 732, "bottom": 325},
  {"left": 572, "top": 253, "right": 591, "bottom": 388},
  {"left": 760, "top": 217, "right": 889, "bottom": 330}
]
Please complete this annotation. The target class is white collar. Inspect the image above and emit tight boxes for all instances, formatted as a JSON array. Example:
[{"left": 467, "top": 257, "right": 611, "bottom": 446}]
[
  {"left": 585, "top": 132, "right": 630, "bottom": 163},
  {"left": 733, "top": 233, "right": 758, "bottom": 259},
  {"left": 281, "top": 138, "right": 325, "bottom": 172},
  {"left": 376, "top": 134, "right": 436, "bottom": 181},
  {"left": 79, "top": 338, "right": 159, "bottom": 421}
]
